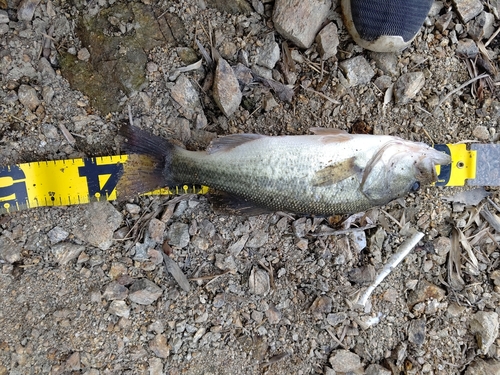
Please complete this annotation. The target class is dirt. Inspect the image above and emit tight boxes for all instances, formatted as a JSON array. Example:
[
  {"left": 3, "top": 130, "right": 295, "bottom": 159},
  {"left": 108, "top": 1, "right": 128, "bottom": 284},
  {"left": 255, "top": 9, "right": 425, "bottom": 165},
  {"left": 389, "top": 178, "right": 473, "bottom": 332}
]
[{"left": 0, "top": 0, "right": 499, "bottom": 374}]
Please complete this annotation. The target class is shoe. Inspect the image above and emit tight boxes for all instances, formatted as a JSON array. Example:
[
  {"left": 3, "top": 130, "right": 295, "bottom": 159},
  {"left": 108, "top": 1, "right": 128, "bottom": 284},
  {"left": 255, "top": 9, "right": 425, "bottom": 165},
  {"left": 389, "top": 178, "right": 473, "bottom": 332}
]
[{"left": 341, "top": 0, "right": 433, "bottom": 52}]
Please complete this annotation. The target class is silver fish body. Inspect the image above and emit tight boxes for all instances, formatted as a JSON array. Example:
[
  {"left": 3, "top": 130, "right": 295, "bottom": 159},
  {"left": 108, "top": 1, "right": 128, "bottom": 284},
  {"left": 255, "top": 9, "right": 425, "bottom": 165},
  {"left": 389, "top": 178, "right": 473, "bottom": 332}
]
[{"left": 119, "top": 126, "right": 451, "bottom": 215}]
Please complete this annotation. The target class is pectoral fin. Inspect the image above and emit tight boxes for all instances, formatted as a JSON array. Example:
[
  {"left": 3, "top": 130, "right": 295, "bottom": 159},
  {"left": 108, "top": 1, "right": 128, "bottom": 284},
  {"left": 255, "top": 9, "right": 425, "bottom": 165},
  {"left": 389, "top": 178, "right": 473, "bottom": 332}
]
[{"left": 312, "top": 157, "right": 360, "bottom": 187}]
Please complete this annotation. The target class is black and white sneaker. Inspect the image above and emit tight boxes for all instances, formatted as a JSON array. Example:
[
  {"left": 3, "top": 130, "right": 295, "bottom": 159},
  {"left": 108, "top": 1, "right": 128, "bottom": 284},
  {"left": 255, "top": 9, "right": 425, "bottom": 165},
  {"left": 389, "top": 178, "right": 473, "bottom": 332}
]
[{"left": 341, "top": 0, "right": 433, "bottom": 52}]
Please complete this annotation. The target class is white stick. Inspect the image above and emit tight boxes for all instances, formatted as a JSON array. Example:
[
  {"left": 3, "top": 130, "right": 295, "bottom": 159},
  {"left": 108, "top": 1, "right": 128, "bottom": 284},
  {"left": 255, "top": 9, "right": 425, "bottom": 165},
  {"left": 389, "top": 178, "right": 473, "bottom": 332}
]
[{"left": 357, "top": 231, "right": 424, "bottom": 308}]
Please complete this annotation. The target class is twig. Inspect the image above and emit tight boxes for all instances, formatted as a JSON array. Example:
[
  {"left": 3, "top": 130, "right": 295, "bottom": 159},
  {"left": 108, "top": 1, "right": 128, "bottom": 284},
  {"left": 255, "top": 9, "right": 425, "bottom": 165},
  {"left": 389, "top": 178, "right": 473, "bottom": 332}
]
[
  {"left": 485, "top": 25, "right": 500, "bottom": 47},
  {"left": 434, "top": 73, "right": 489, "bottom": 111},
  {"left": 356, "top": 231, "right": 424, "bottom": 307},
  {"left": 301, "top": 85, "right": 341, "bottom": 104}
]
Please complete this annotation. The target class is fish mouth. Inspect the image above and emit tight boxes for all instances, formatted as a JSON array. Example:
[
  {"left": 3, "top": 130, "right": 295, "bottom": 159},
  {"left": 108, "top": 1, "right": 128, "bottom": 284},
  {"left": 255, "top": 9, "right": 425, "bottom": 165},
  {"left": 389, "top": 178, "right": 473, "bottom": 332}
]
[{"left": 414, "top": 146, "right": 451, "bottom": 184}]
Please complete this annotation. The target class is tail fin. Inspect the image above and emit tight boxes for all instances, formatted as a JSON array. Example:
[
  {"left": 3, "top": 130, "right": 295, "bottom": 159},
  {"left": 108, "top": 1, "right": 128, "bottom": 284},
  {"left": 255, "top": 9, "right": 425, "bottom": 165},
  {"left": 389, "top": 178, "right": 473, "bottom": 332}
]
[{"left": 117, "top": 125, "right": 176, "bottom": 200}]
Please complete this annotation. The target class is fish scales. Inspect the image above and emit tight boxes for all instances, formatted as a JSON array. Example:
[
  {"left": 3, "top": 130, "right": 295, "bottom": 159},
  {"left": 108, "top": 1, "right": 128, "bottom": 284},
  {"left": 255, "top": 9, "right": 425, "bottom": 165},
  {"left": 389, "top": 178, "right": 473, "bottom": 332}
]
[
  {"left": 171, "top": 135, "right": 386, "bottom": 214},
  {"left": 119, "top": 125, "right": 451, "bottom": 216}
]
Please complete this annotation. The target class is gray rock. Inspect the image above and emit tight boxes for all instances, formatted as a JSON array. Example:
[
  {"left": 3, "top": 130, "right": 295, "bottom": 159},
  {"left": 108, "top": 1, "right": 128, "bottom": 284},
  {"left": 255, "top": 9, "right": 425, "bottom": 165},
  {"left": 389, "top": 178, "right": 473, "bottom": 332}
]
[
  {"left": 256, "top": 33, "right": 280, "bottom": 69},
  {"left": 470, "top": 12, "right": 495, "bottom": 40},
  {"left": 456, "top": 39, "right": 479, "bottom": 58},
  {"left": 108, "top": 300, "right": 130, "bottom": 318},
  {"left": 167, "top": 222, "right": 190, "bottom": 248},
  {"left": 0, "top": 23, "right": 9, "bottom": 36},
  {"left": 408, "top": 318, "right": 426, "bottom": 346},
  {"left": 51, "top": 243, "right": 85, "bottom": 265},
  {"left": 433, "top": 236, "right": 452, "bottom": 257},
  {"left": 249, "top": 267, "right": 270, "bottom": 295},
  {"left": 149, "top": 334, "right": 171, "bottom": 358},
  {"left": 393, "top": 72, "right": 425, "bottom": 105},
  {"left": 273, "top": 0, "right": 332, "bottom": 49},
  {"left": 265, "top": 306, "right": 281, "bottom": 324},
  {"left": 129, "top": 278, "right": 163, "bottom": 305},
  {"left": 103, "top": 281, "right": 129, "bottom": 300},
  {"left": 0, "top": 236, "right": 22, "bottom": 263},
  {"left": 205, "top": 0, "right": 253, "bottom": 14},
  {"left": 435, "top": 12, "right": 453, "bottom": 33},
  {"left": 366, "top": 364, "right": 392, "bottom": 375},
  {"left": 339, "top": 56, "right": 375, "bottom": 87},
  {"left": 326, "top": 312, "right": 347, "bottom": 326},
  {"left": 215, "top": 254, "right": 237, "bottom": 273},
  {"left": 228, "top": 234, "right": 249, "bottom": 256},
  {"left": 473, "top": 125, "right": 490, "bottom": 141},
  {"left": 328, "top": 350, "right": 362, "bottom": 373},
  {"left": 17, "top": 0, "right": 41, "bottom": 21},
  {"left": 148, "top": 218, "right": 165, "bottom": 244},
  {"left": 316, "top": 22, "right": 339, "bottom": 60},
  {"left": 348, "top": 265, "right": 375, "bottom": 285},
  {"left": 246, "top": 231, "right": 268, "bottom": 248},
  {"left": 465, "top": 358, "right": 500, "bottom": 375},
  {"left": 374, "top": 75, "right": 393, "bottom": 91},
  {"left": 47, "top": 226, "right": 69, "bottom": 245},
  {"left": 310, "top": 295, "right": 332, "bottom": 318},
  {"left": 148, "top": 357, "right": 163, "bottom": 375},
  {"left": 407, "top": 280, "right": 446, "bottom": 309},
  {"left": 72, "top": 202, "right": 123, "bottom": 250},
  {"left": 77, "top": 48, "right": 90, "bottom": 61},
  {"left": 452, "top": 0, "right": 484, "bottom": 23},
  {"left": 370, "top": 52, "right": 398, "bottom": 76},
  {"left": 170, "top": 75, "right": 201, "bottom": 110},
  {"left": 213, "top": 57, "right": 242, "bottom": 117},
  {"left": 0, "top": 10, "right": 8, "bottom": 23},
  {"left": 18, "top": 84, "right": 40, "bottom": 111},
  {"left": 163, "top": 255, "right": 190, "bottom": 292},
  {"left": 470, "top": 311, "right": 499, "bottom": 354}
]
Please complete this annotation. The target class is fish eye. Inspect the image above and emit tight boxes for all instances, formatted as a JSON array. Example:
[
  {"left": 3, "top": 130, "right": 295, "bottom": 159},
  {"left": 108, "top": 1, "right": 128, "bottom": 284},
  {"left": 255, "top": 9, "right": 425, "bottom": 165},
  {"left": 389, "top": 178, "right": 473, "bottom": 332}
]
[{"left": 411, "top": 181, "right": 420, "bottom": 192}]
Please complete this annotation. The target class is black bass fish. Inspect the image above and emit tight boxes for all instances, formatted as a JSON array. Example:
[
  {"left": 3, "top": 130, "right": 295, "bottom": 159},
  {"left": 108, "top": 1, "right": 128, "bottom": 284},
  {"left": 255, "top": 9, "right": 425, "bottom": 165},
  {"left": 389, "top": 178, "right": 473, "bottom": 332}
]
[{"left": 117, "top": 125, "right": 450, "bottom": 215}]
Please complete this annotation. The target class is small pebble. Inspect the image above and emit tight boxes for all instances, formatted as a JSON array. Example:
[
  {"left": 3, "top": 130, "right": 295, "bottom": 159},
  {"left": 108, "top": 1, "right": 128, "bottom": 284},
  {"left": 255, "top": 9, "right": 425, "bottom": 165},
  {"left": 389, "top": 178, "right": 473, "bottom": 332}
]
[
  {"left": 167, "top": 222, "right": 190, "bottom": 248},
  {"left": 393, "top": 72, "right": 425, "bottom": 105},
  {"left": 328, "top": 350, "right": 361, "bottom": 373},
  {"left": 108, "top": 300, "right": 130, "bottom": 318},
  {"left": 472, "top": 125, "right": 490, "bottom": 141},
  {"left": 339, "top": 56, "right": 375, "bottom": 87},
  {"left": 309, "top": 295, "right": 332, "bottom": 318},
  {"left": 128, "top": 279, "right": 163, "bottom": 305},
  {"left": 103, "top": 281, "right": 129, "bottom": 300},
  {"left": 273, "top": 0, "right": 332, "bottom": 49},
  {"left": 470, "top": 311, "right": 499, "bottom": 354},
  {"left": 0, "top": 236, "right": 22, "bottom": 263},
  {"left": 315, "top": 22, "right": 339, "bottom": 60},
  {"left": 249, "top": 267, "right": 270, "bottom": 295},
  {"left": 408, "top": 318, "right": 426, "bottom": 346},
  {"left": 452, "top": 0, "right": 484, "bottom": 23},
  {"left": 51, "top": 243, "right": 85, "bottom": 265},
  {"left": 213, "top": 57, "right": 242, "bottom": 117},
  {"left": 149, "top": 334, "right": 171, "bottom": 358},
  {"left": 77, "top": 48, "right": 90, "bottom": 61},
  {"left": 18, "top": 84, "right": 40, "bottom": 111}
]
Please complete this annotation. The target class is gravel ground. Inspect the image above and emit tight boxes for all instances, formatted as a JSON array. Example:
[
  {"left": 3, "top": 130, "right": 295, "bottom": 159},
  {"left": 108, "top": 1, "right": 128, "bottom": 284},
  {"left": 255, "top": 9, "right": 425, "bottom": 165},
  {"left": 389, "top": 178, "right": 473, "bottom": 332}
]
[{"left": 1, "top": 0, "right": 500, "bottom": 374}]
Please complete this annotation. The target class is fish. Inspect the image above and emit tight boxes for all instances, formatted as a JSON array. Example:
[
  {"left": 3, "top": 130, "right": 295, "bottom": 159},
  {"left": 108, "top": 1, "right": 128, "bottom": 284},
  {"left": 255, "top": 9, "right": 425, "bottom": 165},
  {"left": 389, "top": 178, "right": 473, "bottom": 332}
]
[{"left": 117, "top": 125, "right": 451, "bottom": 216}]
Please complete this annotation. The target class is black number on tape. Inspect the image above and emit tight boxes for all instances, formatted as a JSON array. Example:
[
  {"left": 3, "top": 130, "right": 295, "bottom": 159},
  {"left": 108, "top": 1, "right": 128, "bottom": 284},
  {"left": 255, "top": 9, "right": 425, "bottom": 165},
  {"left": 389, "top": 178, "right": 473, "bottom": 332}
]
[
  {"left": 78, "top": 158, "right": 123, "bottom": 199},
  {"left": 0, "top": 165, "right": 28, "bottom": 207}
]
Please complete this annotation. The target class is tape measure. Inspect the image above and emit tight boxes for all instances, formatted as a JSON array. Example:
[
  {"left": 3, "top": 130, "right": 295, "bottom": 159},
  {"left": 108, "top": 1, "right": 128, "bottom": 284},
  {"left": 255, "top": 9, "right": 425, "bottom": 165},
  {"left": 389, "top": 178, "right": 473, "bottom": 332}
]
[
  {"left": 0, "top": 155, "right": 209, "bottom": 215},
  {"left": 0, "top": 144, "right": 478, "bottom": 215}
]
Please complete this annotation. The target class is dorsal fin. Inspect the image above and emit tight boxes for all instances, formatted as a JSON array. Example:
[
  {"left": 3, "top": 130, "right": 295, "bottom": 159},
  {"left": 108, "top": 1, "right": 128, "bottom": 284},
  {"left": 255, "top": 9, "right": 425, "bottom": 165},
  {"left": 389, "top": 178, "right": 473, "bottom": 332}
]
[
  {"left": 207, "top": 134, "right": 264, "bottom": 154},
  {"left": 310, "top": 127, "right": 349, "bottom": 135}
]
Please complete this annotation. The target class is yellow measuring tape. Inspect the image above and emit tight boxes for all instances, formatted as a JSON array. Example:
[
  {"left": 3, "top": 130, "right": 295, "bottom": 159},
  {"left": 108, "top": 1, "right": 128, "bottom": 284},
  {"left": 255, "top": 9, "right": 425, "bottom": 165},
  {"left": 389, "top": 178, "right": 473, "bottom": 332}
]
[
  {"left": 434, "top": 144, "right": 476, "bottom": 186},
  {"left": 0, "top": 155, "right": 209, "bottom": 215},
  {"left": 0, "top": 144, "right": 478, "bottom": 215}
]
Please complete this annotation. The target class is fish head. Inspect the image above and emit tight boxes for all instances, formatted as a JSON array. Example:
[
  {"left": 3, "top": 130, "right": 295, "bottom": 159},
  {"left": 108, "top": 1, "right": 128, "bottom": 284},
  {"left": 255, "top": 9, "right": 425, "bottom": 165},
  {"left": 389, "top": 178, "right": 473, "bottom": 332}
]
[{"left": 361, "top": 139, "right": 451, "bottom": 205}]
